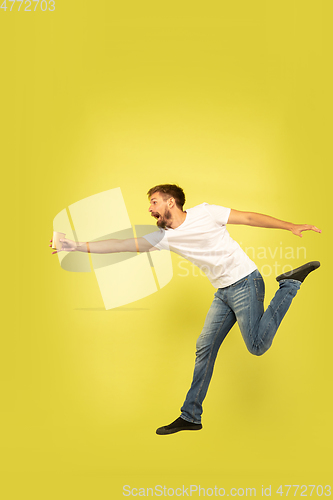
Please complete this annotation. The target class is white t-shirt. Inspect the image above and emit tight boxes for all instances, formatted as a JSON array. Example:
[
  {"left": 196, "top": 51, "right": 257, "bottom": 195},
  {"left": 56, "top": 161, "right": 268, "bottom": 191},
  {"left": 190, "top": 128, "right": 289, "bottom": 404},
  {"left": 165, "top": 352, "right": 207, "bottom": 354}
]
[{"left": 142, "top": 202, "right": 257, "bottom": 289}]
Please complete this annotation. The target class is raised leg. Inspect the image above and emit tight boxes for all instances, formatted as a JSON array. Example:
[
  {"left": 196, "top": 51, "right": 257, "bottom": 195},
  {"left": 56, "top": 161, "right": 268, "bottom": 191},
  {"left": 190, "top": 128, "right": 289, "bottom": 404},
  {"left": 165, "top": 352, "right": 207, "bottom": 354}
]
[{"left": 224, "top": 269, "right": 300, "bottom": 356}]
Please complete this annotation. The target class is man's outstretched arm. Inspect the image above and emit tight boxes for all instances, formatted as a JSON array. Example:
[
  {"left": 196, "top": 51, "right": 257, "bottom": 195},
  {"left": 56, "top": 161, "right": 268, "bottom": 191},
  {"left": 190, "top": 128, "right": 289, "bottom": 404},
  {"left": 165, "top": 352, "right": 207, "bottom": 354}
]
[
  {"left": 50, "top": 237, "right": 155, "bottom": 254},
  {"left": 228, "top": 209, "right": 321, "bottom": 238}
]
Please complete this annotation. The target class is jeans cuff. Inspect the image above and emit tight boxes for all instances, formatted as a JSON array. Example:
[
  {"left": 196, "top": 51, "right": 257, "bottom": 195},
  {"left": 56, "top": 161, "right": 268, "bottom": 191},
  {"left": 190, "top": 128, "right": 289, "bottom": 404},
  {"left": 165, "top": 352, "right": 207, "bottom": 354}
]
[{"left": 180, "top": 414, "right": 201, "bottom": 425}]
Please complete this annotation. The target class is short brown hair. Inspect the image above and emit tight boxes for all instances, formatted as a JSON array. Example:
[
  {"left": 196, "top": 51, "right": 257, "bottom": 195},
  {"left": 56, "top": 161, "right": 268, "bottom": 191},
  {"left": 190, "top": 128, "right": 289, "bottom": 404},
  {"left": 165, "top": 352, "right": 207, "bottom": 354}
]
[{"left": 147, "top": 184, "right": 186, "bottom": 210}]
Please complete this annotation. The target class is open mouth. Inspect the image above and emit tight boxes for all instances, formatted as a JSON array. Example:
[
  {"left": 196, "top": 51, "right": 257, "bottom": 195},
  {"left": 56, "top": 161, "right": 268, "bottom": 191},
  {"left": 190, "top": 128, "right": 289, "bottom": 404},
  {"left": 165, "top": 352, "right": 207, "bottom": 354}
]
[{"left": 152, "top": 213, "right": 160, "bottom": 220}]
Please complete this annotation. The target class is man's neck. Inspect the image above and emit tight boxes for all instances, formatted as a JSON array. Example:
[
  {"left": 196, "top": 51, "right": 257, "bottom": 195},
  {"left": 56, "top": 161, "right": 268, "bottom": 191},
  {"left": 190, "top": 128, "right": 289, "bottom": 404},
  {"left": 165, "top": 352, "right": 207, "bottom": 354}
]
[{"left": 167, "top": 210, "right": 187, "bottom": 229}]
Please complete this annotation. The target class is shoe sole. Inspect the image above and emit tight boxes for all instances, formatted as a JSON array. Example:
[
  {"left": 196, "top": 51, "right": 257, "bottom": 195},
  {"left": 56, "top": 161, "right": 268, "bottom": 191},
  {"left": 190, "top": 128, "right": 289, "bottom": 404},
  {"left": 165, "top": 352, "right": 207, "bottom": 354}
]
[
  {"left": 276, "top": 261, "right": 320, "bottom": 281},
  {"left": 156, "top": 425, "right": 202, "bottom": 435}
]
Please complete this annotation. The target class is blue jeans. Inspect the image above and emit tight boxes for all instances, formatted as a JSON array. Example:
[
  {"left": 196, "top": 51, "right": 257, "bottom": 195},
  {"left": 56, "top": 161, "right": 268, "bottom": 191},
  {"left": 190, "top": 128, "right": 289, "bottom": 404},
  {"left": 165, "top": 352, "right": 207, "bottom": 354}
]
[{"left": 180, "top": 269, "right": 301, "bottom": 424}]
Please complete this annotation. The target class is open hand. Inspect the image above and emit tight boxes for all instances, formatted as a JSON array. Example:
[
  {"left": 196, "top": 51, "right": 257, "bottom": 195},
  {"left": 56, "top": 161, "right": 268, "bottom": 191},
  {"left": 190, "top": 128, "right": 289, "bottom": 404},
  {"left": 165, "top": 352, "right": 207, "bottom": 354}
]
[
  {"left": 290, "top": 224, "right": 322, "bottom": 238},
  {"left": 49, "top": 238, "right": 77, "bottom": 254}
]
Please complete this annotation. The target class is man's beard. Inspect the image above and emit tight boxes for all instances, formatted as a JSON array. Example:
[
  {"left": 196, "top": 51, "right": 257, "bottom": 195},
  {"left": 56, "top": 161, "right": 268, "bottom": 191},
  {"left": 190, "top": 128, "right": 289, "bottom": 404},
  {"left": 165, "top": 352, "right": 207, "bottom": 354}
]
[{"left": 156, "top": 209, "right": 172, "bottom": 229}]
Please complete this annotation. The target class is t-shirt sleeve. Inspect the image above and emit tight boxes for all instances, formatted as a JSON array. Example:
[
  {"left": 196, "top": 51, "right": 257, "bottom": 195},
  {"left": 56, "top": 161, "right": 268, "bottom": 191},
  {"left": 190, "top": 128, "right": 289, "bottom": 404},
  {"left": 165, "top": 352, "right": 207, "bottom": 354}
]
[
  {"left": 141, "top": 229, "right": 167, "bottom": 251},
  {"left": 204, "top": 203, "right": 231, "bottom": 226}
]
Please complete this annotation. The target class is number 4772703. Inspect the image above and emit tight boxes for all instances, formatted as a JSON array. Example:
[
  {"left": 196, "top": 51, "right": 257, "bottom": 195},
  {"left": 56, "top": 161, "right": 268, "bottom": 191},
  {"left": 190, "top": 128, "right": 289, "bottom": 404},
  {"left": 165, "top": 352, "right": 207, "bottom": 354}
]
[
  {"left": 0, "top": 0, "right": 55, "bottom": 11},
  {"left": 276, "top": 485, "right": 331, "bottom": 496}
]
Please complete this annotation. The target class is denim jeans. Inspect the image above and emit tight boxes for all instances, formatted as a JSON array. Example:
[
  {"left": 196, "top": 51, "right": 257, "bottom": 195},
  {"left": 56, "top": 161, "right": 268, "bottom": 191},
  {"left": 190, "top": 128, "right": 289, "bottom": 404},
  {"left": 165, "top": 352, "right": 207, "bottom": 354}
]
[{"left": 180, "top": 269, "right": 301, "bottom": 424}]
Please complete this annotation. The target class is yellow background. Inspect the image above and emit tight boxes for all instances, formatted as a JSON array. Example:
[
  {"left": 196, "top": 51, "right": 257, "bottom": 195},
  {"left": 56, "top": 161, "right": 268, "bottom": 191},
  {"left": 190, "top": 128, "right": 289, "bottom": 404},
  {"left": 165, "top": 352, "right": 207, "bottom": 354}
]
[{"left": 1, "top": 0, "right": 332, "bottom": 498}]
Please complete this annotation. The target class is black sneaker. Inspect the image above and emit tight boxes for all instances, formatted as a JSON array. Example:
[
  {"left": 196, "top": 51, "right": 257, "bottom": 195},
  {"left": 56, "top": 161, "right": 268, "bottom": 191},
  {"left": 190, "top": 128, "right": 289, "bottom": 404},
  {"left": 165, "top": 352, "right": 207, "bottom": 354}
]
[
  {"left": 276, "top": 261, "right": 320, "bottom": 283},
  {"left": 156, "top": 416, "right": 202, "bottom": 435}
]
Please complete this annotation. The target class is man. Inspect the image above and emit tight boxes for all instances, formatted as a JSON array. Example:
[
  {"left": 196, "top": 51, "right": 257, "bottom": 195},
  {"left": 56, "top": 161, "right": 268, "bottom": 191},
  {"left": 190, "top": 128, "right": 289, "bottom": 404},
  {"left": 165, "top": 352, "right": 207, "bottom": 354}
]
[{"left": 50, "top": 184, "right": 321, "bottom": 435}]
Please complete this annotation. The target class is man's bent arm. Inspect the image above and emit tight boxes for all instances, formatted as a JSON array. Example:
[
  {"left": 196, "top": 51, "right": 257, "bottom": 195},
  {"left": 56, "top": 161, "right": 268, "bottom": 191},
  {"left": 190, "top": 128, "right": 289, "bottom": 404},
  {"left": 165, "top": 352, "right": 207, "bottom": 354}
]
[{"left": 228, "top": 209, "right": 321, "bottom": 238}]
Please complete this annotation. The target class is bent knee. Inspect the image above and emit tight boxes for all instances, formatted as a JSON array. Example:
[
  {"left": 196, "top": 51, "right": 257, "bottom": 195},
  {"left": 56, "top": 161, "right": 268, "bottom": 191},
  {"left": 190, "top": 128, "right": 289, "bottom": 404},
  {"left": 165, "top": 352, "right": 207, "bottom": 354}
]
[{"left": 247, "top": 344, "right": 268, "bottom": 356}]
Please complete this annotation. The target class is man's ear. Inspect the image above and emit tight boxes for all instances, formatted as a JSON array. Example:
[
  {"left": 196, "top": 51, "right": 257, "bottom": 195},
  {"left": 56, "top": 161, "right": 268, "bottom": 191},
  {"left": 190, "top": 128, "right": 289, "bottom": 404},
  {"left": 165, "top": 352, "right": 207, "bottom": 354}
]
[{"left": 168, "top": 197, "right": 176, "bottom": 208}]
